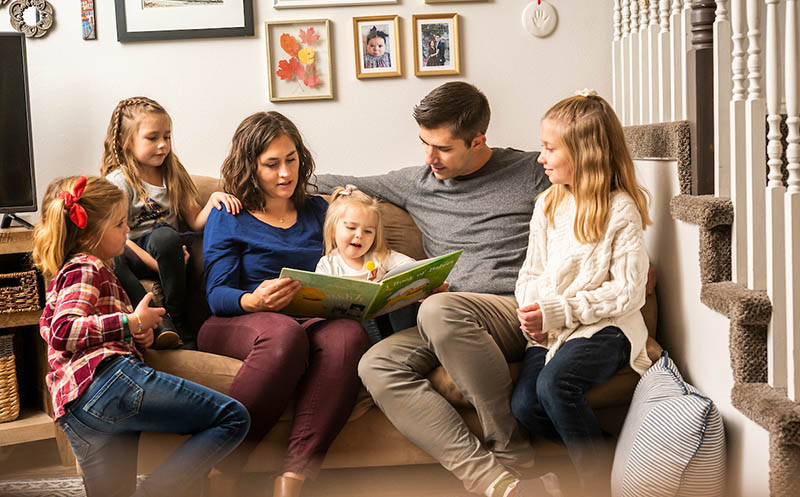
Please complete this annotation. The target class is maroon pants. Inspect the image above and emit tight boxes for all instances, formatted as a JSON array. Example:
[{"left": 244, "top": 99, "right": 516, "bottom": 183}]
[{"left": 197, "top": 312, "right": 368, "bottom": 478}]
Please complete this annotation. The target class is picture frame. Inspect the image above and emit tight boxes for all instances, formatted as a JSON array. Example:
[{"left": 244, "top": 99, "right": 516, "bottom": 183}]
[
  {"left": 265, "top": 19, "right": 334, "bottom": 102},
  {"left": 424, "top": 0, "right": 484, "bottom": 3},
  {"left": 353, "top": 15, "right": 401, "bottom": 79},
  {"left": 412, "top": 13, "right": 460, "bottom": 76},
  {"left": 274, "top": 0, "right": 397, "bottom": 9},
  {"left": 114, "top": 0, "right": 254, "bottom": 42}
]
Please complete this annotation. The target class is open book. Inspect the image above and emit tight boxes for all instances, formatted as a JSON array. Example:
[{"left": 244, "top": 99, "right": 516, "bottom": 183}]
[{"left": 279, "top": 250, "right": 462, "bottom": 322}]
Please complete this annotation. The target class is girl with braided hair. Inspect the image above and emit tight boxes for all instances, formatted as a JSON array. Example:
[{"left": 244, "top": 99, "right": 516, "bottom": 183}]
[
  {"left": 33, "top": 175, "right": 249, "bottom": 497},
  {"left": 101, "top": 96, "right": 240, "bottom": 348}
]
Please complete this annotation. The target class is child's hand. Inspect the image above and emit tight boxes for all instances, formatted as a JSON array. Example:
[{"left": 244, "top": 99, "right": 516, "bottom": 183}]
[
  {"left": 432, "top": 282, "right": 450, "bottom": 294},
  {"left": 132, "top": 327, "right": 154, "bottom": 349},
  {"left": 131, "top": 293, "right": 165, "bottom": 333},
  {"left": 182, "top": 245, "right": 190, "bottom": 265},
  {"left": 209, "top": 192, "right": 241, "bottom": 215},
  {"left": 517, "top": 303, "right": 546, "bottom": 343}
]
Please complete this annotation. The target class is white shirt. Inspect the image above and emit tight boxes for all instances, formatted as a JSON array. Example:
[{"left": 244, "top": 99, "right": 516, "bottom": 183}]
[
  {"left": 316, "top": 249, "right": 415, "bottom": 282},
  {"left": 514, "top": 190, "right": 652, "bottom": 375}
]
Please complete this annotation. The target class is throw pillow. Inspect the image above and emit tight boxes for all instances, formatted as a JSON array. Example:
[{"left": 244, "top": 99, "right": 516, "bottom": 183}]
[{"left": 611, "top": 351, "right": 726, "bottom": 497}]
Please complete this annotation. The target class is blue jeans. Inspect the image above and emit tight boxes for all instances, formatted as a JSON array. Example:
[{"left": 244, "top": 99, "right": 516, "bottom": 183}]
[
  {"left": 57, "top": 355, "right": 250, "bottom": 497},
  {"left": 510, "top": 327, "right": 630, "bottom": 497}
]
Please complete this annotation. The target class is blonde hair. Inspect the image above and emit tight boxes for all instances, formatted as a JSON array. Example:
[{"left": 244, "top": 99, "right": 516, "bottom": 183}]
[
  {"left": 100, "top": 96, "right": 199, "bottom": 217},
  {"left": 32, "top": 176, "right": 126, "bottom": 279},
  {"left": 322, "top": 186, "right": 390, "bottom": 267},
  {"left": 540, "top": 94, "right": 652, "bottom": 244}
]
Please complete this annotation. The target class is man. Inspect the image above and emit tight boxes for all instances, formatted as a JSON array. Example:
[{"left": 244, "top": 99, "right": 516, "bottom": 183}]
[
  {"left": 315, "top": 82, "right": 556, "bottom": 497},
  {"left": 435, "top": 34, "right": 447, "bottom": 65}
]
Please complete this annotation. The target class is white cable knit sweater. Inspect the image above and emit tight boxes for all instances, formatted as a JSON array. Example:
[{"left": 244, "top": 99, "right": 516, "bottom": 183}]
[{"left": 514, "top": 190, "right": 652, "bottom": 375}]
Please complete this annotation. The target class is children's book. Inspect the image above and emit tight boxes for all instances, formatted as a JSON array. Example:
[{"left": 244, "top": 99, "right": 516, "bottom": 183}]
[{"left": 279, "top": 250, "right": 462, "bottom": 321}]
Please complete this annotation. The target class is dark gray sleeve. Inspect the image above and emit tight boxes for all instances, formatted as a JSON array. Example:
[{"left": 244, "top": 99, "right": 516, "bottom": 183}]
[{"left": 314, "top": 166, "right": 423, "bottom": 209}]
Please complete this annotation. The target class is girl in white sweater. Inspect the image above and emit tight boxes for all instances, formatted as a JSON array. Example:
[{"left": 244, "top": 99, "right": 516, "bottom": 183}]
[{"left": 510, "top": 92, "right": 652, "bottom": 497}]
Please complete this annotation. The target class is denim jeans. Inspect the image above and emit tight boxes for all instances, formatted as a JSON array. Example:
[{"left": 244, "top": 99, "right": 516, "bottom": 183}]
[
  {"left": 510, "top": 326, "right": 631, "bottom": 497},
  {"left": 57, "top": 355, "right": 250, "bottom": 497}
]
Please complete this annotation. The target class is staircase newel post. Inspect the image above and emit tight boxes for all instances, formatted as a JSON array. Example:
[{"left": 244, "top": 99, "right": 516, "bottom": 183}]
[{"left": 687, "top": 0, "right": 715, "bottom": 195}]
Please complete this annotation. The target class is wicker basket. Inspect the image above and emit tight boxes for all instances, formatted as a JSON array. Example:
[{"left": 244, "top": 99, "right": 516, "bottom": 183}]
[
  {"left": 0, "top": 333, "right": 20, "bottom": 422},
  {"left": 0, "top": 270, "right": 40, "bottom": 314}
]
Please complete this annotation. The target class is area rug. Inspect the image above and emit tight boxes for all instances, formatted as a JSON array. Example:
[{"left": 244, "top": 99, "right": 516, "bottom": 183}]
[{"left": 0, "top": 477, "right": 87, "bottom": 497}]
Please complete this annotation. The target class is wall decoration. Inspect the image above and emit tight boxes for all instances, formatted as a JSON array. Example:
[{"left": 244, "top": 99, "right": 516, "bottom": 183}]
[
  {"left": 522, "top": 0, "right": 557, "bottom": 38},
  {"left": 412, "top": 13, "right": 459, "bottom": 77},
  {"left": 353, "top": 15, "right": 401, "bottom": 79},
  {"left": 81, "top": 0, "right": 96, "bottom": 40},
  {"left": 114, "top": 0, "right": 253, "bottom": 42},
  {"left": 274, "top": 0, "right": 396, "bottom": 9},
  {"left": 424, "top": 0, "right": 485, "bottom": 3},
  {"left": 266, "top": 19, "right": 334, "bottom": 102},
  {"left": 9, "top": 0, "right": 54, "bottom": 38}
]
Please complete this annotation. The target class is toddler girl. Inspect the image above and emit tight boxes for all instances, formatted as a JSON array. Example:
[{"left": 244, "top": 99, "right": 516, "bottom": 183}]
[
  {"left": 33, "top": 175, "right": 249, "bottom": 497},
  {"left": 100, "top": 96, "right": 240, "bottom": 348},
  {"left": 508, "top": 92, "right": 653, "bottom": 497},
  {"left": 364, "top": 26, "right": 391, "bottom": 69},
  {"left": 316, "top": 185, "right": 416, "bottom": 343}
]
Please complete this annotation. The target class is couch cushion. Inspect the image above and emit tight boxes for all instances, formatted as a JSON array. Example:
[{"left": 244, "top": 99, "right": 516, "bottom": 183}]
[{"left": 610, "top": 352, "right": 726, "bottom": 497}]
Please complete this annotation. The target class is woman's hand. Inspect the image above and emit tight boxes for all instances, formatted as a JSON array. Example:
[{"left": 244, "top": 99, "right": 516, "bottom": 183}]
[
  {"left": 240, "top": 277, "right": 302, "bottom": 313},
  {"left": 517, "top": 303, "right": 547, "bottom": 343},
  {"left": 208, "top": 191, "right": 241, "bottom": 215}
]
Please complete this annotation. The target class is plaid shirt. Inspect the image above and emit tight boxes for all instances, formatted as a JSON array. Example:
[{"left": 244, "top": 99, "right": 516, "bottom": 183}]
[{"left": 40, "top": 254, "right": 143, "bottom": 419}]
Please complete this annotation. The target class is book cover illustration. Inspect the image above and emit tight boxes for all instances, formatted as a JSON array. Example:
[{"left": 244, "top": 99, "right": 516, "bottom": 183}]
[{"left": 279, "top": 250, "right": 462, "bottom": 321}]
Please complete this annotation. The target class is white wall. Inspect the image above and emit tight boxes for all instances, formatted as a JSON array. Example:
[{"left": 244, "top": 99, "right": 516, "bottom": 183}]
[
  {"left": 636, "top": 159, "right": 771, "bottom": 497},
  {"left": 2, "top": 0, "right": 613, "bottom": 224}
]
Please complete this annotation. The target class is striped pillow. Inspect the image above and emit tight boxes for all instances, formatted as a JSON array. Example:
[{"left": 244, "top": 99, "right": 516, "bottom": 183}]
[{"left": 611, "top": 352, "right": 726, "bottom": 497}]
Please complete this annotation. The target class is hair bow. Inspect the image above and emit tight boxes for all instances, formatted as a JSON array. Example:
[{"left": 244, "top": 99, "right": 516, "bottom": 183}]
[
  {"left": 340, "top": 184, "right": 357, "bottom": 196},
  {"left": 575, "top": 88, "right": 598, "bottom": 98},
  {"left": 57, "top": 176, "right": 88, "bottom": 229}
]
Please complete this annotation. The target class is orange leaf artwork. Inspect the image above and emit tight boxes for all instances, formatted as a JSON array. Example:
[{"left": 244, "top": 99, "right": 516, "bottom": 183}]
[
  {"left": 303, "top": 65, "right": 320, "bottom": 88},
  {"left": 280, "top": 33, "right": 300, "bottom": 57},
  {"left": 276, "top": 57, "right": 304, "bottom": 81},
  {"left": 299, "top": 27, "right": 320, "bottom": 45}
]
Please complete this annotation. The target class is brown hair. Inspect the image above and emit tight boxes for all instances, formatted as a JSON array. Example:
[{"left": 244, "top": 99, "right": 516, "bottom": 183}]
[
  {"left": 540, "top": 93, "right": 653, "bottom": 244},
  {"left": 220, "top": 111, "right": 316, "bottom": 212},
  {"left": 32, "top": 176, "right": 126, "bottom": 279},
  {"left": 322, "top": 186, "right": 391, "bottom": 267},
  {"left": 100, "top": 96, "right": 199, "bottom": 217},
  {"left": 412, "top": 81, "right": 491, "bottom": 146}
]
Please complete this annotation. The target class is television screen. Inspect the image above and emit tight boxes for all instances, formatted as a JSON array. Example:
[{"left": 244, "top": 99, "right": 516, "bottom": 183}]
[{"left": 0, "top": 32, "right": 37, "bottom": 218}]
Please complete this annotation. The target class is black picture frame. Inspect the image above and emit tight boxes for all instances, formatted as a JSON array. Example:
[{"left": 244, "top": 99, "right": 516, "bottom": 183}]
[{"left": 114, "top": 0, "right": 254, "bottom": 42}]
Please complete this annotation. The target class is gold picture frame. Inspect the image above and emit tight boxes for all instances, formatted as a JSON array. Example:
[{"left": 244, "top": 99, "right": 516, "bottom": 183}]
[
  {"left": 265, "top": 19, "right": 334, "bottom": 102},
  {"left": 353, "top": 15, "right": 401, "bottom": 79},
  {"left": 412, "top": 13, "right": 459, "bottom": 77}
]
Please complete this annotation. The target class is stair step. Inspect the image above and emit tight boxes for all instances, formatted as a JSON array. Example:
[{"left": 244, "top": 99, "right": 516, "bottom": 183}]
[
  {"left": 732, "top": 383, "right": 800, "bottom": 447},
  {"left": 701, "top": 282, "right": 772, "bottom": 326},
  {"left": 669, "top": 194, "right": 733, "bottom": 228}
]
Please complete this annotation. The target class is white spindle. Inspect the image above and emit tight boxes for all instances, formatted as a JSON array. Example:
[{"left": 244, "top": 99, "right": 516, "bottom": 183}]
[
  {"left": 622, "top": 0, "right": 631, "bottom": 126},
  {"left": 745, "top": 0, "right": 767, "bottom": 290},
  {"left": 639, "top": 0, "right": 649, "bottom": 124},
  {"left": 614, "top": 0, "right": 622, "bottom": 112},
  {"left": 630, "top": 0, "right": 641, "bottom": 125},
  {"left": 670, "top": 0, "right": 683, "bottom": 121},
  {"left": 714, "top": 1, "right": 732, "bottom": 197},
  {"left": 765, "top": 0, "right": 787, "bottom": 390},
  {"left": 680, "top": 0, "right": 691, "bottom": 120},
  {"left": 648, "top": 0, "right": 659, "bottom": 123},
  {"left": 730, "top": 0, "right": 748, "bottom": 285},
  {"left": 658, "top": 0, "right": 672, "bottom": 121},
  {"left": 786, "top": 0, "right": 800, "bottom": 400}
]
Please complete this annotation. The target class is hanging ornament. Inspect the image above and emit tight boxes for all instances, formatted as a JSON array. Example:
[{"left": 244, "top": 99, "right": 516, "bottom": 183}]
[{"left": 522, "top": 0, "right": 558, "bottom": 38}]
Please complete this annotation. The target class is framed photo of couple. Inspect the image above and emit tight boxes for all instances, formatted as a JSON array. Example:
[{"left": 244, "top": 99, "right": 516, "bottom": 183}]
[
  {"left": 352, "top": 15, "right": 401, "bottom": 79},
  {"left": 412, "top": 13, "right": 460, "bottom": 76}
]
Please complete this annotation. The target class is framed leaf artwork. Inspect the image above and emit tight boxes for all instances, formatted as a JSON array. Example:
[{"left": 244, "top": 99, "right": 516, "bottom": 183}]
[{"left": 265, "top": 19, "right": 334, "bottom": 102}]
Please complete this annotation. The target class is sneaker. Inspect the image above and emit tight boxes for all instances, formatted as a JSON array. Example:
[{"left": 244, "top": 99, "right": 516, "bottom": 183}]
[
  {"left": 514, "top": 472, "right": 563, "bottom": 497},
  {"left": 152, "top": 315, "right": 183, "bottom": 350}
]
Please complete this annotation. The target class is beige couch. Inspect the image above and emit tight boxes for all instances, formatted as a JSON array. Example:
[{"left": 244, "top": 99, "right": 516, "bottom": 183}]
[{"left": 136, "top": 176, "right": 662, "bottom": 483}]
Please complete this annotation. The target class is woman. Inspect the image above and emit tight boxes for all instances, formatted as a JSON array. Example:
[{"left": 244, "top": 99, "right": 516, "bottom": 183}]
[
  {"left": 426, "top": 38, "right": 440, "bottom": 66},
  {"left": 198, "top": 111, "right": 369, "bottom": 497}
]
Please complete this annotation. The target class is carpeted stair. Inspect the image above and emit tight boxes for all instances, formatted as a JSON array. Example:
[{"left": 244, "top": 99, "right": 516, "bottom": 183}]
[{"left": 624, "top": 122, "right": 800, "bottom": 497}]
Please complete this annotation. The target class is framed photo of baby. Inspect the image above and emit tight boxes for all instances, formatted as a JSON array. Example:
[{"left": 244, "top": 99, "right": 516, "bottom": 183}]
[
  {"left": 412, "top": 13, "right": 459, "bottom": 76},
  {"left": 353, "top": 15, "right": 401, "bottom": 79}
]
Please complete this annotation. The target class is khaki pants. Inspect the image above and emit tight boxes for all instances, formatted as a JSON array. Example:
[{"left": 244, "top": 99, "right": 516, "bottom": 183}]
[{"left": 358, "top": 292, "right": 534, "bottom": 494}]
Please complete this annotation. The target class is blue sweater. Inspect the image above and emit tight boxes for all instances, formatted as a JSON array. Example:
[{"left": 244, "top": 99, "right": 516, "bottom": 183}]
[{"left": 203, "top": 196, "right": 328, "bottom": 316}]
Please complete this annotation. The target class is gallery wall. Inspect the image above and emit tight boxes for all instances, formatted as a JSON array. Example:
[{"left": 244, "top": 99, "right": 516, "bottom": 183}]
[{"left": 1, "top": 0, "right": 613, "bottom": 223}]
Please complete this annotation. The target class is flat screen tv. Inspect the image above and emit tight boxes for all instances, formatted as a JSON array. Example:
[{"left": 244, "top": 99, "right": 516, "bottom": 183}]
[{"left": 0, "top": 32, "right": 36, "bottom": 229}]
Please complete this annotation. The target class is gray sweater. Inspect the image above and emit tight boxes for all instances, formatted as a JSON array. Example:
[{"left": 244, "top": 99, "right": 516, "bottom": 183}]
[{"left": 315, "top": 147, "right": 548, "bottom": 296}]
